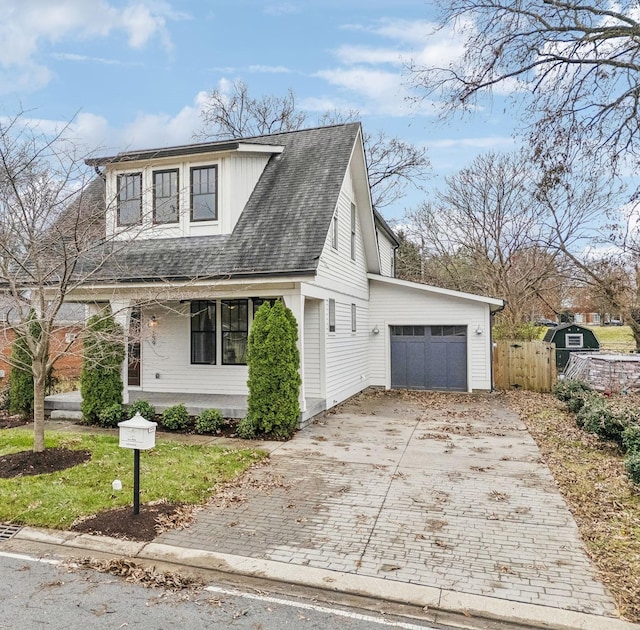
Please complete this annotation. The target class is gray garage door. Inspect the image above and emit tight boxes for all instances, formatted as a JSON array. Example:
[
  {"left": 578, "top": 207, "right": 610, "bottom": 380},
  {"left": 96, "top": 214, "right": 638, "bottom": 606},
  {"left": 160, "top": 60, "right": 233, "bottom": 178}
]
[{"left": 391, "top": 325, "right": 467, "bottom": 391}]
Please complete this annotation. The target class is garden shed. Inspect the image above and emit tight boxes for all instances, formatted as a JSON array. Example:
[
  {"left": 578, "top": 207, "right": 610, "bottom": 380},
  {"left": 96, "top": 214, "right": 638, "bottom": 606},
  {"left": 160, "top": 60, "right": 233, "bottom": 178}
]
[{"left": 543, "top": 323, "right": 600, "bottom": 372}]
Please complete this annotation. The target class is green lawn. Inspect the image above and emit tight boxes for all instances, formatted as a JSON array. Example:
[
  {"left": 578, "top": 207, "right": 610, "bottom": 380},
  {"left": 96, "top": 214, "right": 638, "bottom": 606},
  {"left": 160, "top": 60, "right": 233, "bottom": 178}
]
[
  {"left": 0, "top": 430, "right": 265, "bottom": 528},
  {"left": 585, "top": 325, "right": 636, "bottom": 353},
  {"left": 537, "top": 324, "right": 636, "bottom": 353}
]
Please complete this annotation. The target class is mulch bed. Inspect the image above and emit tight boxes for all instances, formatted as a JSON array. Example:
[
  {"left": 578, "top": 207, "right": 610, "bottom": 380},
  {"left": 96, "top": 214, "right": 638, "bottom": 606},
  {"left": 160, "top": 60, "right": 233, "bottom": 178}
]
[
  {"left": 0, "top": 415, "right": 30, "bottom": 429},
  {"left": 71, "top": 503, "right": 189, "bottom": 542},
  {"left": 0, "top": 447, "right": 91, "bottom": 478}
]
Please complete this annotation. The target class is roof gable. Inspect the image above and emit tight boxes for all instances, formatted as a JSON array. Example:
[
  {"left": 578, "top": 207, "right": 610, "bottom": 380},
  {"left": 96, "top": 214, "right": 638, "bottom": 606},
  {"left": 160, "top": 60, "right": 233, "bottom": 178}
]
[{"left": 80, "top": 123, "right": 362, "bottom": 283}]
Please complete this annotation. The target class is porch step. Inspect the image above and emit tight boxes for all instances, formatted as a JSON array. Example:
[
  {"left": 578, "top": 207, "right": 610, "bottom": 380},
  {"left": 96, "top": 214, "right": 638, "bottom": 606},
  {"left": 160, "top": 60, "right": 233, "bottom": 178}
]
[{"left": 50, "top": 410, "right": 84, "bottom": 421}]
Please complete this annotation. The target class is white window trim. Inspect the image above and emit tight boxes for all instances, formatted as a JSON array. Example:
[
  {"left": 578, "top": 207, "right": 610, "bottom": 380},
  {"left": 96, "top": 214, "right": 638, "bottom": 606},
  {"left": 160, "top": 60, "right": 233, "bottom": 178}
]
[{"left": 566, "top": 333, "right": 584, "bottom": 348}]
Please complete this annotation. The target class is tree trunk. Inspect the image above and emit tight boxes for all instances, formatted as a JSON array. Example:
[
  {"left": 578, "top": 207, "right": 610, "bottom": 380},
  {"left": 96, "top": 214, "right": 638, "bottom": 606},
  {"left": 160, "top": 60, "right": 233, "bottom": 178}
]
[{"left": 32, "top": 359, "right": 47, "bottom": 453}]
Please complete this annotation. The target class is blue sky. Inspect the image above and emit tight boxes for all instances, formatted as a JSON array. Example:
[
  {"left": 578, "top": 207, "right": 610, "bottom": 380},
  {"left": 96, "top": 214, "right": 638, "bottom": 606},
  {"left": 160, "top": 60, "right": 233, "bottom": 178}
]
[{"left": 1, "top": 0, "right": 518, "bottom": 221}]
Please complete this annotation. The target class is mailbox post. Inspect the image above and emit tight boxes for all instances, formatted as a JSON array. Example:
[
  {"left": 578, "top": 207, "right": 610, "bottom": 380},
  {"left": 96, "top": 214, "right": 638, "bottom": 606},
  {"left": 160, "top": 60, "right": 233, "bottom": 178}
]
[{"left": 118, "top": 412, "right": 157, "bottom": 516}]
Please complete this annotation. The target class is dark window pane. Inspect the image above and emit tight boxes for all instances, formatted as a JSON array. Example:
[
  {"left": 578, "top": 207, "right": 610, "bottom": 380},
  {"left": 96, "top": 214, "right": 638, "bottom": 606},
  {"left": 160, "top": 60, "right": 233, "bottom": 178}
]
[
  {"left": 191, "top": 166, "right": 217, "bottom": 221},
  {"left": 118, "top": 173, "right": 142, "bottom": 226},
  {"left": 222, "top": 300, "right": 248, "bottom": 364},
  {"left": 190, "top": 301, "right": 215, "bottom": 364},
  {"left": 154, "top": 170, "right": 178, "bottom": 224}
]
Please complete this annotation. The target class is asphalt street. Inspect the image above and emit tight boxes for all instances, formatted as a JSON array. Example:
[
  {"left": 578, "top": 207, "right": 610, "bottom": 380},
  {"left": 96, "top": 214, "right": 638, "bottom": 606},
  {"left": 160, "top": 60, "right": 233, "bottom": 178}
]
[{"left": 0, "top": 551, "right": 458, "bottom": 630}]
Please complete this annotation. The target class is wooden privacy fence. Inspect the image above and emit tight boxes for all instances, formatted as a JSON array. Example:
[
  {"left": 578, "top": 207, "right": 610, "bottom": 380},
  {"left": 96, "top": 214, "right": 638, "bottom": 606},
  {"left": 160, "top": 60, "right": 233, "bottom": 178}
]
[{"left": 493, "top": 341, "right": 557, "bottom": 393}]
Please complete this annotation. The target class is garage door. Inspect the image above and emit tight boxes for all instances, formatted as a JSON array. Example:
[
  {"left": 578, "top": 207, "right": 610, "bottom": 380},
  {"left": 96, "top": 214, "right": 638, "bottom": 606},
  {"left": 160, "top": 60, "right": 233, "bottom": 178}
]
[{"left": 390, "top": 325, "right": 467, "bottom": 391}]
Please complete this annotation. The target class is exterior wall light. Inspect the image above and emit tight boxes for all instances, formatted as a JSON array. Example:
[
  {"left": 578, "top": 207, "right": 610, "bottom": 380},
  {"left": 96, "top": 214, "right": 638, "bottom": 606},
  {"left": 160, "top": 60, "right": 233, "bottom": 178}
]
[
  {"left": 149, "top": 315, "right": 158, "bottom": 344},
  {"left": 475, "top": 326, "right": 483, "bottom": 335},
  {"left": 372, "top": 326, "right": 380, "bottom": 335}
]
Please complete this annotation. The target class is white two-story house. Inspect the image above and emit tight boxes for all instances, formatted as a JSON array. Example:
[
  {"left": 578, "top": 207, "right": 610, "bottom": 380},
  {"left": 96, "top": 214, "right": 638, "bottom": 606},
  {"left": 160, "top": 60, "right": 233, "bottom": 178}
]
[{"left": 63, "top": 123, "right": 503, "bottom": 421}]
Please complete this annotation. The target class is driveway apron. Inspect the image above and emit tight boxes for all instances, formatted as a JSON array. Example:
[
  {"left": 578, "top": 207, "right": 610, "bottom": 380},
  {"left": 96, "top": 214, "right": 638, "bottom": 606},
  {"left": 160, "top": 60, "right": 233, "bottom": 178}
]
[{"left": 154, "top": 391, "right": 617, "bottom": 617}]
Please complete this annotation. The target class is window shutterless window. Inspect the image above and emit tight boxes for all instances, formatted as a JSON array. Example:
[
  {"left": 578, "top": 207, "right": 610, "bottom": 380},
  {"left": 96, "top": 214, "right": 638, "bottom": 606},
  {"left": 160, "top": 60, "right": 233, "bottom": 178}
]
[
  {"left": 329, "top": 299, "right": 336, "bottom": 332},
  {"left": 350, "top": 202, "right": 356, "bottom": 260},
  {"left": 222, "top": 300, "right": 248, "bottom": 365},
  {"left": 117, "top": 173, "right": 142, "bottom": 226},
  {"left": 252, "top": 297, "right": 280, "bottom": 317},
  {"left": 153, "top": 169, "right": 179, "bottom": 224},
  {"left": 351, "top": 304, "right": 356, "bottom": 332},
  {"left": 332, "top": 212, "right": 338, "bottom": 249},
  {"left": 191, "top": 301, "right": 216, "bottom": 364},
  {"left": 191, "top": 166, "right": 217, "bottom": 221}
]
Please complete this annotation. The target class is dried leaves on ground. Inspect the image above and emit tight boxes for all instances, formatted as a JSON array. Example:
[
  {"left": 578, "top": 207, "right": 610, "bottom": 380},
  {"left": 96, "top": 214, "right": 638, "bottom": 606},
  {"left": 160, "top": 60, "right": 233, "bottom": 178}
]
[{"left": 506, "top": 390, "right": 640, "bottom": 622}]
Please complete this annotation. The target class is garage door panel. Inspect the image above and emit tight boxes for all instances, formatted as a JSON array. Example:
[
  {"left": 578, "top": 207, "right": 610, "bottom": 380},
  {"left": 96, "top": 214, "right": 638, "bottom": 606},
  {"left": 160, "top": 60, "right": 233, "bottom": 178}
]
[{"left": 391, "top": 326, "right": 467, "bottom": 391}]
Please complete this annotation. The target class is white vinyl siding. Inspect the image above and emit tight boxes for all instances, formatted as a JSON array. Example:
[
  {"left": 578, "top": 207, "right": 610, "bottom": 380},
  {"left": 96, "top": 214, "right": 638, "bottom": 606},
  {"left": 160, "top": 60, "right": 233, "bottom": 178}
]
[
  {"left": 304, "top": 299, "right": 322, "bottom": 398},
  {"left": 316, "top": 184, "right": 368, "bottom": 299},
  {"left": 377, "top": 229, "right": 396, "bottom": 277},
  {"left": 368, "top": 279, "right": 493, "bottom": 391},
  {"left": 325, "top": 300, "right": 369, "bottom": 406},
  {"left": 106, "top": 152, "right": 271, "bottom": 240},
  {"left": 140, "top": 303, "right": 249, "bottom": 395}
]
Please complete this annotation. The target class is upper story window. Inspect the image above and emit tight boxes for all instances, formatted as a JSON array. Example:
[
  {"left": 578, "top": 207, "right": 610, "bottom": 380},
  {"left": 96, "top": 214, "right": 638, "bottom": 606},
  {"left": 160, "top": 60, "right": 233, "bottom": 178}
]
[
  {"left": 332, "top": 212, "right": 338, "bottom": 249},
  {"left": 191, "top": 166, "right": 217, "bottom": 222},
  {"left": 153, "top": 169, "right": 179, "bottom": 224},
  {"left": 117, "top": 173, "right": 142, "bottom": 226},
  {"left": 350, "top": 202, "right": 356, "bottom": 260}
]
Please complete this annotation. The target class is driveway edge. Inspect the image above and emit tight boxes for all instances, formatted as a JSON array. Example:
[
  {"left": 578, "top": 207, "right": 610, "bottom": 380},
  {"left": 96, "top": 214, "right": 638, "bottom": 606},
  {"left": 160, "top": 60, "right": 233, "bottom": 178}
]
[{"left": 13, "top": 527, "right": 639, "bottom": 630}]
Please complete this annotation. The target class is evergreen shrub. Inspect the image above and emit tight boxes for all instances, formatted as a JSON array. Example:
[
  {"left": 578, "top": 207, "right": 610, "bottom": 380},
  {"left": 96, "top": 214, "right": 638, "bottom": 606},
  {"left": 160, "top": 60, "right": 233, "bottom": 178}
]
[
  {"left": 625, "top": 452, "right": 640, "bottom": 485},
  {"left": 127, "top": 399, "right": 156, "bottom": 420},
  {"left": 161, "top": 404, "right": 190, "bottom": 431},
  {"left": 97, "top": 403, "right": 124, "bottom": 428},
  {"left": 195, "top": 409, "right": 223, "bottom": 434},
  {"left": 80, "top": 309, "right": 125, "bottom": 425},
  {"left": 245, "top": 300, "right": 301, "bottom": 439}
]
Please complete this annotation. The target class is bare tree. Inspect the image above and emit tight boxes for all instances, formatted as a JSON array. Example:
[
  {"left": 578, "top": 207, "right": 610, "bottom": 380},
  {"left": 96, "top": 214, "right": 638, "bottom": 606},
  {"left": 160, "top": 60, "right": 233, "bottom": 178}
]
[
  {"left": 409, "top": 1, "right": 640, "bottom": 170},
  {"left": 198, "top": 81, "right": 307, "bottom": 139},
  {"left": 0, "top": 111, "right": 113, "bottom": 453},
  {"left": 403, "top": 151, "right": 613, "bottom": 336},
  {"left": 197, "top": 80, "right": 430, "bottom": 210}
]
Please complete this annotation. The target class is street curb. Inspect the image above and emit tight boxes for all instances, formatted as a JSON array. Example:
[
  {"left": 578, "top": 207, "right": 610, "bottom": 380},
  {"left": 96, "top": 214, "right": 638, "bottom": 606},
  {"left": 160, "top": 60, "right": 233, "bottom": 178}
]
[{"left": 13, "top": 528, "right": 640, "bottom": 630}]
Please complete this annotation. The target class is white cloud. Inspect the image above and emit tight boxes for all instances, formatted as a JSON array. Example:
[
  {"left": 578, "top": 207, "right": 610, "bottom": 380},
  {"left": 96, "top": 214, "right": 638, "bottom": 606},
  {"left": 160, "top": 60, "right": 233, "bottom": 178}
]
[
  {"left": 428, "top": 136, "right": 516, "bottom": 150},
  {"left": 0, "top": 0, "right": 185, "bottom": 92},
  {"left": 51, "top": 52, "right": 142, "bottom": 66},
  {"left": 263, "top": 3, "right": 301, "bottom": 16},
  {"left": 315, "top": 67, "right": 424, "bottom": 117},
  {"left": 334, "top": 45, "right": 404, "bottom": 66},
  {"left": 248, "top": 65, "right": 292, "bottom": 74}
]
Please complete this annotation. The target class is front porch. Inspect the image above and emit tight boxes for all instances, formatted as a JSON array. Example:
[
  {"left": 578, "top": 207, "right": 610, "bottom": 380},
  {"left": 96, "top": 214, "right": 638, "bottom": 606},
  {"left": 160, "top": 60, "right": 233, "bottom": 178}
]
[{"left": 45, "top": 390, "right": 326, "bottom": 425}]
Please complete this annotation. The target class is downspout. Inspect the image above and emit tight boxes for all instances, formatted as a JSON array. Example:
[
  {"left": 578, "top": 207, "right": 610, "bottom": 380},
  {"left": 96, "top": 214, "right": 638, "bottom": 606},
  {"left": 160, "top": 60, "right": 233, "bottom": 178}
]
[{"left": 490, "top": 301, "right": 507, "bottom": 392}]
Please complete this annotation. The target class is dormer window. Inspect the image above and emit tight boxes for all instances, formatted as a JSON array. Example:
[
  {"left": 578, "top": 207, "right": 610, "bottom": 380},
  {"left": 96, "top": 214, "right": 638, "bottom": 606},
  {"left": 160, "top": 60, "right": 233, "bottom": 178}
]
[
  {"left": 191, "top": 166, "right": 217, "bottom": 221},
  {"left": 153, "top": 169, "right": 179, "bottom": 224},
  {"left": 117, "top": 173, "right": 142, "bottom": 226}
]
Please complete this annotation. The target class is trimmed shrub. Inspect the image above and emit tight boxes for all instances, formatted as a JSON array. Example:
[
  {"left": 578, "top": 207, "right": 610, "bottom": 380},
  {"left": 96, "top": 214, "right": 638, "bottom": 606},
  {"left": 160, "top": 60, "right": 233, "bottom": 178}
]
[
  {"left": 237, "top": 415, "right": 257, "bottom": 439},
  {"left": 161, "top": 404, "right": 190, "bottom": 431},
  {"left": 577, "top": 396, "right": 629, "bottom": 444},
  {"left": 566, "top": 391, "right": 591, "bottom": 414},
  {"left": 97, "top": 403, "right": 124, "bottom": 428},
  {"left": 246, "top": 300, "right": 301, "bottom": 439},
  {"left": 9, "top": 327, "right": 35, "bottom": 418},
  {"left": 622, "top": 424, "right": 640, "bottom": 454},
  {"left": 625, "top": 452, "right": 640, "bottom": 485},
  {"left": 127, "top": 399, "right": 156, "bottom": 420},
  {"left": 553, "top": 379, "right": 592, "bottom": 403},
  {"left": 195, "top": 409, "right": 223, "bottom": 434},
  {"left": 80, "top": 309, "right": 125, "bottom": 425}
]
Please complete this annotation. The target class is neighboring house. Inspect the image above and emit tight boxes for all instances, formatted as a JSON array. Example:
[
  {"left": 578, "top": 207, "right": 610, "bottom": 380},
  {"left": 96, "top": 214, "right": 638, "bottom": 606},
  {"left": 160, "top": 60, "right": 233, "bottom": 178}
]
[
  {"left": 0, "top": 301, "right": 85, "bottom": 385},
  {"left": 65, "top": 123, "right": 503, "bottom": 421}
]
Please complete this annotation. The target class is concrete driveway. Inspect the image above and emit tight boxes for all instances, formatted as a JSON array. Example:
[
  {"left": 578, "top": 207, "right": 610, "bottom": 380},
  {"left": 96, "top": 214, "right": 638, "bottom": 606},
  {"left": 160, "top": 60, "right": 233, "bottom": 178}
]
[{"left": 155, "top": 390, "right": 617, "bottom": 618}]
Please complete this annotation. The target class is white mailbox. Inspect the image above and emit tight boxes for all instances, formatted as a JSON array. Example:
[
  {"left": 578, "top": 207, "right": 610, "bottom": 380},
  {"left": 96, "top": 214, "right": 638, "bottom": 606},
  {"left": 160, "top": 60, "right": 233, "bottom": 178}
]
[{"left": 118, "top": 412, "right": 157, "bottom": 450}]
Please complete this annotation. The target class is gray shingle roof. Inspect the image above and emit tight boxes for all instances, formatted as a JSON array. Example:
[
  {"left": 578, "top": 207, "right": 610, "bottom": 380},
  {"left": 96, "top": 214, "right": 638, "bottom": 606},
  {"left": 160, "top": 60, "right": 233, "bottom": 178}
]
[{"left": 83, "top": 123, "right": 361, "bottom": 283}]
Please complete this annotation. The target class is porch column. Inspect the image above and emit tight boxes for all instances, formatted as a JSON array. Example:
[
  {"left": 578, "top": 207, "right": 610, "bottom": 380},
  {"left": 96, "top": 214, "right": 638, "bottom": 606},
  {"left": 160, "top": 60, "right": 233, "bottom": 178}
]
[
  {"left": 283, "top": 293, "right": 306, "bottom": 413},
  {"left": 110, "top": 298, "right": 133, "bottom": 404}
]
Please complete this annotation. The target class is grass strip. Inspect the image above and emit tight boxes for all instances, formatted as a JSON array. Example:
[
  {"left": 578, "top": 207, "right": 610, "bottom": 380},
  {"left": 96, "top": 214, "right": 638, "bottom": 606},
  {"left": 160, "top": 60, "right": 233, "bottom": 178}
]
[{"left": 0, "top": 429, "right": 266, "bottom": 528}]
